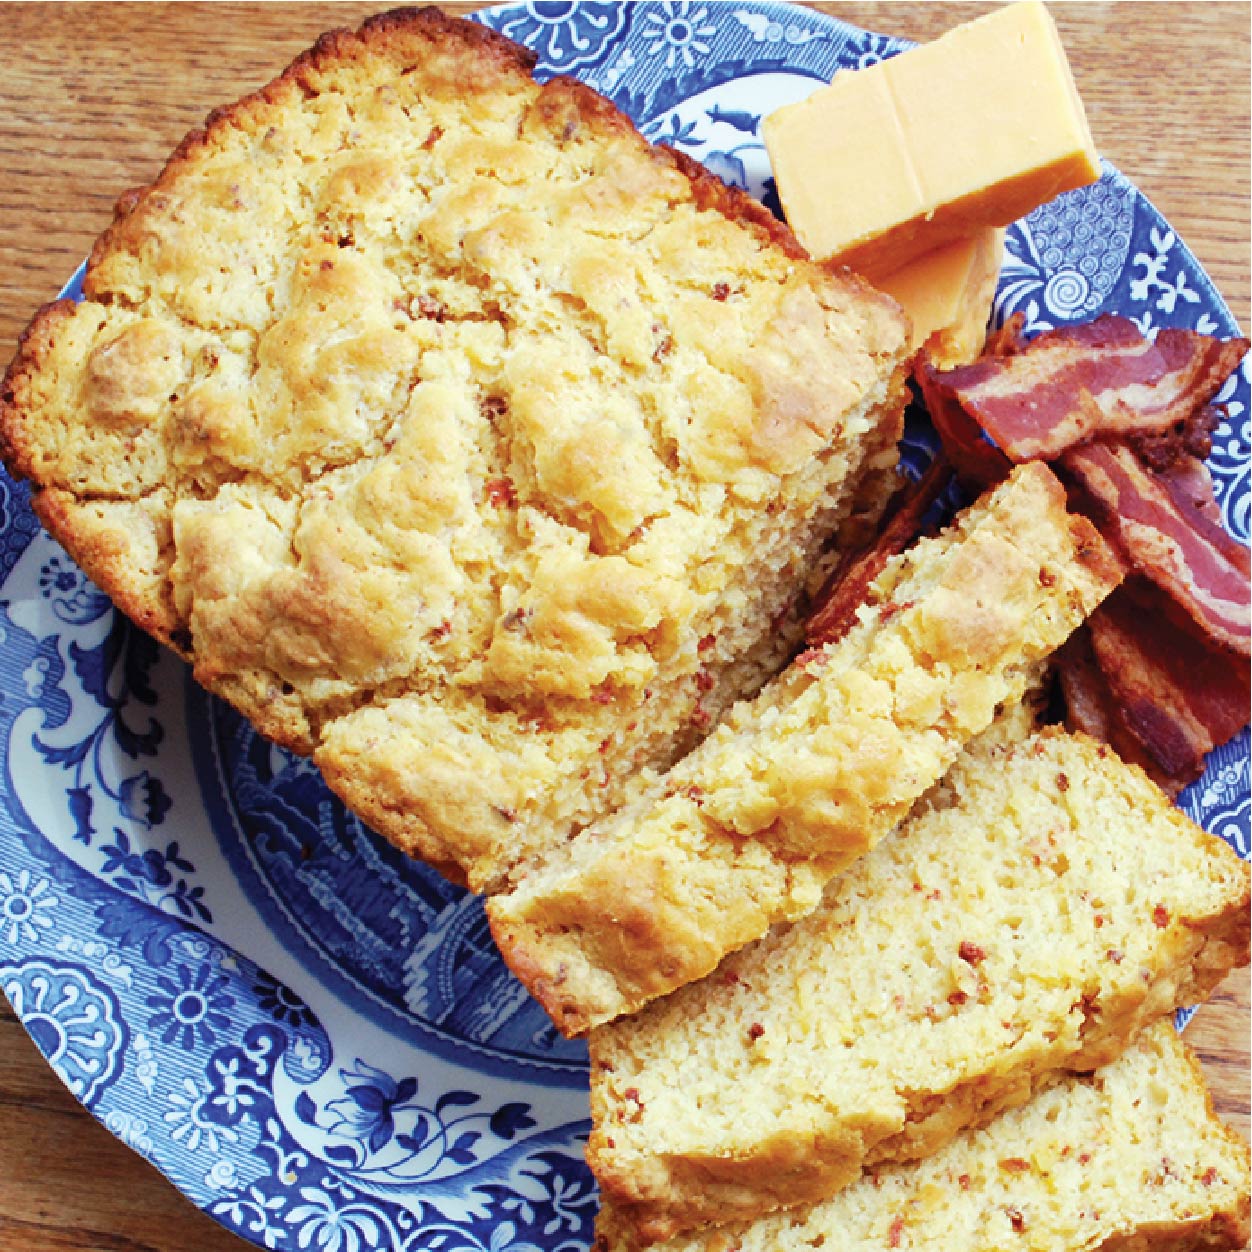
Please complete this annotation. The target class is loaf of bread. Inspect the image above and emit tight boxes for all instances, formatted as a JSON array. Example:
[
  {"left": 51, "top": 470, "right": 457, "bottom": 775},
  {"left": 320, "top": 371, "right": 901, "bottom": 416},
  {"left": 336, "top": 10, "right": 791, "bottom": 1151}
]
[
  {"left": 487, "top": 462, "right": 1123, "bottom": 1033},
  {"left": 588, "top": 727, "right": 1250, "bottom": 1244},
  {"left": 594, "top": 1021, "right": 1252, "bottom": 1252},
  {"left": 0, "top": 7, "right": 909, "bottom": 894}
]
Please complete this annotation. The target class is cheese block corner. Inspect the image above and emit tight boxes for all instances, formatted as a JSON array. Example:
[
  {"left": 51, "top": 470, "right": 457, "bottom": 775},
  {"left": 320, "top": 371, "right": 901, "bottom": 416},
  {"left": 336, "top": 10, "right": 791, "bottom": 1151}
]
[
  {"left": 764, "top": 0, "right": 1100, "bottom": 279},
  {"left": 877, "top": 228, "right": 1005, "bottom": 367}
]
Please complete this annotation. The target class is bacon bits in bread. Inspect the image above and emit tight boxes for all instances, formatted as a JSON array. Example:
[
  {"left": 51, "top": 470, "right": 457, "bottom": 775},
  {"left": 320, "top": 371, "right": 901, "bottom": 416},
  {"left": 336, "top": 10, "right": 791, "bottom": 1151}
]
[
  {"left": 0, "top": 8, "right": 910, "bottom": 894},
  {"left": 488, "top": 464, "right": 1123, "bottom": 1034}
]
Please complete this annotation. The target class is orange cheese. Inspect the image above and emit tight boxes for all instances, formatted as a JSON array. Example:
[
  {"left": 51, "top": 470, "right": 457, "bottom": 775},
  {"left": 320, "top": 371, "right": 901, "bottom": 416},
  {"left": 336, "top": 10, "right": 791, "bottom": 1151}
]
[
  {"left": 877, "top": 229, "right": 1005, "bottom": 367},
  {"left": 763, "top": 1, "right": 1099, "bottom": 280}
]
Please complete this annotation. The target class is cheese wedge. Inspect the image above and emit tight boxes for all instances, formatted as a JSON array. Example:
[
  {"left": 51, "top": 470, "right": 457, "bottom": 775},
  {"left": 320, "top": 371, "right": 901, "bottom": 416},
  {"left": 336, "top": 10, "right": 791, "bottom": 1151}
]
[
  {"left": 877, "top": 229, "right": 1005, "bottom": 366},
  {"left": 764, "top": 1, "right": 1099, "bottom": 278}
]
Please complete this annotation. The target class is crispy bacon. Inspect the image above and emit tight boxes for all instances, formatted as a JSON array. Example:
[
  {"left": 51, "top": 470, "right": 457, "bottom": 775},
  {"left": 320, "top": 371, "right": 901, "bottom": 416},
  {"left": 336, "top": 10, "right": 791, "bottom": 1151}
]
[
  {"left": 1056, "top": 629, "right": 1118, "bottom": 743},
  {"left": 1058, "top": 626, "right": 1198, "bottom": 796},
  {"left": 806, "top": 457, "right": 954, "bottom": 648},
  {"left": 1069, "top": 580, "right": 1252, "bottom": 793},
  {"left": 1061, "top": 442, "right": 1250, "bottom": 657},
  {"left": 981, "top": 312, "right": 1028, "bottom": 359},
  {"left": 915, "top": 357, "right": 1011, "bottom": 491},
  {"left": 1125, "top": 403, "right": 1218, "bottom": 472},
  {"left": 915, "top": 311, "right": 1249, "bottom": 785},
  {"left": 924, "top": 315, "right": 1248, "bottom": 462},
  {"left": 1157, "top": 452, "right": 1226, "bottom": 528}
]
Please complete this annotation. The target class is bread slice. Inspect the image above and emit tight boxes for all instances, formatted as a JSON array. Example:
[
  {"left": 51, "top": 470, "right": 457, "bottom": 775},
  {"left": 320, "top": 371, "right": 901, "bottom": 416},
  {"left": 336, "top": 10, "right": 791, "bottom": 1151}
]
[
  {"left": 487, "top": 462, "right": 1122, "bottom": 1033},
  {"left": 594, "top": 1021, "right": 1252, "bottom": 1252},
  {"left": 588, "top": 727, "right": 1250, "bottom": 1244},
  {"left": 0, "top": 8, "right": 909, "bottom": 894}
]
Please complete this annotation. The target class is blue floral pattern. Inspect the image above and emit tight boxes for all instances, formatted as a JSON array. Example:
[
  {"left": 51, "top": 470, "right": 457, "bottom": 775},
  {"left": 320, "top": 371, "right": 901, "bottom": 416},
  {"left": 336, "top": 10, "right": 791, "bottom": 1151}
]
[
  {"left": 289, "top": 1055, "right": 546, "bottom": 1184},
  {"left": 0, "top": 958, "right": 127, "bottom": 1103},
  {"left": 0, "top": 868, "right": 58, "bottom": 944},
  {"left": 733, "top": 9, "right": 831, "bottom": 49},
  {"left": 639, "top": 3, "right": 717, "bottom": 69},
  {"left": 491, "top": 2, "right": 628, "bottom": 73},
  {"left": 146, "top": 959, "right": 235, "bottom": 1051},
  {"left": 195, "top": 689, "right": 584, "bottom": 1071},
  {"left": 0, "top": 5, "right": 1246, "bottom": 1251},
  {"left": 998, "top": 169, "right": 1137, "bottom": 324}
]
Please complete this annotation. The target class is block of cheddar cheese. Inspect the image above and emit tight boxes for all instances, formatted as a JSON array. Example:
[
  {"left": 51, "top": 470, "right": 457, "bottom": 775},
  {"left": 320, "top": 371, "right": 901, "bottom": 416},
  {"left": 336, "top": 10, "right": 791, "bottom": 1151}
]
[
  {"left": 877, "top": 229, "right": 1004, "bottom": 366},
  {"left": 764, "top": 1, "right": 1099, "bottom": 279}
]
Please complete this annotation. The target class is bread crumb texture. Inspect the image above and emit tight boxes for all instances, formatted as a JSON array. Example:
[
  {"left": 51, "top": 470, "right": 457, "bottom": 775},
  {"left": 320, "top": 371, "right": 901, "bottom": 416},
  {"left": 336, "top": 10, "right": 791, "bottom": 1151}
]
[
  {"left": 594, "top": 1022, "right": 1252, "bottom": 1252},
  {"left": 0, "top": 8, "right": 909, "bottom": 892},
  {"left": 588, "top": 726, "right": 1250, "bottom": 1242},
  {"left": 488, "top": 463, "right": 1123, "bottom": 1032}
]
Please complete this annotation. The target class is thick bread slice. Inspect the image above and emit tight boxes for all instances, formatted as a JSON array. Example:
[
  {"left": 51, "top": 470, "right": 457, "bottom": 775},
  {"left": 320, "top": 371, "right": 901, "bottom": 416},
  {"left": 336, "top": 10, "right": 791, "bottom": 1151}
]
[
  {"left": 588, "top": 727, "right": 1251, "bottom": 1245},
  {"left": 487, "top": 462, "right": 1123, "bottom": 1032},
  {"left": 0, "top": 8, "right": 909, "bottom": 894},
  {"left": 595, "top": 1022, "right": 1252, "bottom": 1252}
]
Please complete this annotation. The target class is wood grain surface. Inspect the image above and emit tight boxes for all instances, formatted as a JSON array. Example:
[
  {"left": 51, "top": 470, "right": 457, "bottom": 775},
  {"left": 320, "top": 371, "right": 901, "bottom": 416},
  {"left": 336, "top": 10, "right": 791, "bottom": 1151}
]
[{"left": 0, "top": 4, "right": 1247, "bottom": 1251}]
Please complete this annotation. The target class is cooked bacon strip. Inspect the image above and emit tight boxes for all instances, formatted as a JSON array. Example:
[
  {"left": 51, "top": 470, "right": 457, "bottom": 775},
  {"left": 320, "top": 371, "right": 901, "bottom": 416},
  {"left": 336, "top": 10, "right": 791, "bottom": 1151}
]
[
  {"left": 1079, "top": 580, "right": 1251, "bottom": 792},
  {"left": 1126, "top": 402, "right": 1217, "bottom": 472},
  {"left": 1062, "top": 441, "right": 1250, "bottom": 657},
  {"left": 806, "top": 456, "right": 954, "bottom": 647},
  {"left": 926, "top": 315, "right": 1248, "bottom": 462},
  {"left": 915, "top": 355, "right": 1011, "bottom": 491},
  {"left": 920, "top": 312, "right": 1249, "bottom": 784},
  {"left": 1055, "top": 627, "right": 1175, "bottom": 790},
  {"left": 1156, "top": 454, "right": 1243, "bottom": 554},
  {"left": 1056, "top": 629, "right": 1116, "bottom": 741},
  {"left": 982, "top": 311, "right": 1028, "bottom": 359}
]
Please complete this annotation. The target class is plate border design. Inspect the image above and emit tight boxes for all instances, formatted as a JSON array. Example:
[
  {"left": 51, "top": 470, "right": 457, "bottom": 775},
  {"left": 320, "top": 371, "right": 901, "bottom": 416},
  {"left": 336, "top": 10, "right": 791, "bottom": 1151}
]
[{"left": 0, "top": 4, "right": 1246, "bottom": 1250}]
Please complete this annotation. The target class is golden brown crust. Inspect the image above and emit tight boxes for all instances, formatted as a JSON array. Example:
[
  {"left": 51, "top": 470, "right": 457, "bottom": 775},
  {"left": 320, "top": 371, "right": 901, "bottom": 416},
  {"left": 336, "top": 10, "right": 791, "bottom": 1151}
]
[
  {"left": 81, "top": 7, "right": 539, "bottom": 295},
  {"left": 0, "top": 6, "right": 908, "bottom": 892},
  {"left": 663, "top": 145, "right": 809, "bottom": 261},
  {"left": 33, "top": 489, "right": 182, "bottom": 649},
  {"left": 0, "top": 299, "right": 79, "bottom": 481}
]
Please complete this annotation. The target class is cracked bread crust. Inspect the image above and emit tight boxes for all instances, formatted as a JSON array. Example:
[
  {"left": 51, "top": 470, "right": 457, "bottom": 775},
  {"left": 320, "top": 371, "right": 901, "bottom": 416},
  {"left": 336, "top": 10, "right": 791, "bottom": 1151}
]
[{"left": 0, "top": 7, "right": 909, "bottom": 892}]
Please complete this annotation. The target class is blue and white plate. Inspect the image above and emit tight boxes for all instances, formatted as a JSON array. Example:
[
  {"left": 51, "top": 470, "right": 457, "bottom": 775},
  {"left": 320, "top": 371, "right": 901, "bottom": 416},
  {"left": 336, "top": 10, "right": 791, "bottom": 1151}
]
[{"left": 0, "top": 4, "right": 1247, "bottom": 1249}]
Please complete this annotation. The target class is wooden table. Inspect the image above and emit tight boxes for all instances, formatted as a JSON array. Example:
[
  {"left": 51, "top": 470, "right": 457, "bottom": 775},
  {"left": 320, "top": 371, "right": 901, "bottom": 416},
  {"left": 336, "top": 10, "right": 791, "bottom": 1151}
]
[{"left": 0, "top": 4, "right": 1247, "bottom": 1249}]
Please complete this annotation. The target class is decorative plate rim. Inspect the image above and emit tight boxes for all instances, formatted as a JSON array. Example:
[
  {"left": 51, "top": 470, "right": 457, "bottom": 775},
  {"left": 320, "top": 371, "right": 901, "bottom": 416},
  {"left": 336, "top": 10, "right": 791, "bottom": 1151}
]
[{"left": 0, "top": 4, "right": 1246, "bottom": 1251}]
